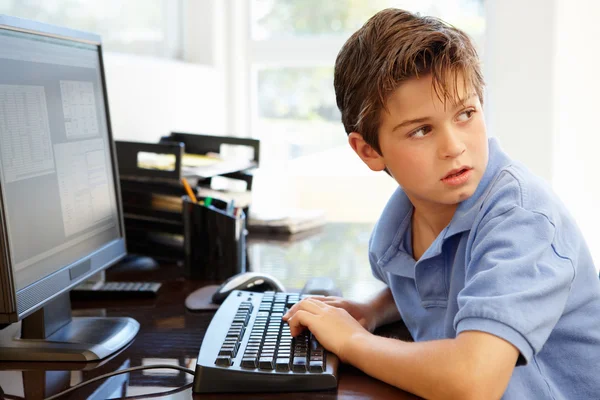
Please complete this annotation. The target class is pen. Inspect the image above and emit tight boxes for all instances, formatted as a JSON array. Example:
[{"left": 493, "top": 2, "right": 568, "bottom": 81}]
[
  {"left": 226, "top": 199, "right": 235, "bottom": 215},
  {"left": 181, "top": 177, "right": 198, "bottom": 203}
]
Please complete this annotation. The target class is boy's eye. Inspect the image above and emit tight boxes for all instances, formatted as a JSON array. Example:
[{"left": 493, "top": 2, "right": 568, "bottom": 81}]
[
  {"left": 457, "top": 109, "right": 475, "bottom": 122},
  {"left": 409, "top": 126, "right": 431, "bottom": 138}
]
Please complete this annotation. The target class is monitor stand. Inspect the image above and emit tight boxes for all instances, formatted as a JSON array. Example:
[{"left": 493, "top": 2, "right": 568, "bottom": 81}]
[{"left": 0, "top": 292, "right": 139, "bottom": 362}]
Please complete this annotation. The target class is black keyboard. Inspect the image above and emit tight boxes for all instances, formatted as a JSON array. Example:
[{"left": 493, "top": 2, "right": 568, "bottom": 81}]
[
  {"left": 192, "top": 290, "right": 339, "bottom": 393},
  {"left": 71, "top": 281, "right": 162, "bottom": 300}
]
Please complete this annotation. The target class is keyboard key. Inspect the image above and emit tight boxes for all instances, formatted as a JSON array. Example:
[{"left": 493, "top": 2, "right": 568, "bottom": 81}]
[
  {"left": 286, "top": 297, "right": 300, "bottom": 307},
  {"left": 218, "top": 348, "right": 235, "bottom": 357},
  {"left": 215, "top": 356, "right": 232, "bottom": 367},
  {"left": 275, "top": 358, "right": 290, "bottom": 371},
  {"left": 241, "top": 357, "right": 258, "bottom": 368},
  {"left": 233, "top": 316, "right": 249, "bottom": 325},
  {"left": 309, "top": 360, "right": 325, "bottom": 373},
  {"left": 256, "top": 311, "right": 270, "bottom": 318},
  {"left": 226, "top": 330, "right": 243, "bottom": 341},
  {"left": 293, "top": 356, "right": 307, "bottom": 372},
  {"left": 259, "top": 356, "right": 275, "bottom": 370}
]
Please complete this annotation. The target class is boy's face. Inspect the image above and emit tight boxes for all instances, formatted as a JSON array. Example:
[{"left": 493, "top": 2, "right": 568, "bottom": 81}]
[{"left": 350, "top": 74, "right": 488, "bottom": 210}]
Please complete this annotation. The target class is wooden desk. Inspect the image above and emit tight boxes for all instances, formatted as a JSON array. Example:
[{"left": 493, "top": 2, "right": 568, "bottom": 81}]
[{"left": 0, "top": 223, "right": 419, "bottom": 399}]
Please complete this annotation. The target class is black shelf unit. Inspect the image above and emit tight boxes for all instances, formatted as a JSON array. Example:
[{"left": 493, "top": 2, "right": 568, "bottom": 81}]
[{"left": 116, "top": 133, "right": 260, "bottom": 262}]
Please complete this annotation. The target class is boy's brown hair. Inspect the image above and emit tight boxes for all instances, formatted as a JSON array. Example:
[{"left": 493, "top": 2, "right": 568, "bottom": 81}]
[{"left": 334, "top": 8, "right": 484, "bottom": 154}]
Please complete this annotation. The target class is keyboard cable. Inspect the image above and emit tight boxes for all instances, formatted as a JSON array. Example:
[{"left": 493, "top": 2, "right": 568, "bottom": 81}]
[{"left": 43, "top": 364, "right": 195, "bottom": 400}]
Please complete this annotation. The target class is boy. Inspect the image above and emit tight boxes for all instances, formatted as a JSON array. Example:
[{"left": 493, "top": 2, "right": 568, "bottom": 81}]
[{"left": 283, "top": 8, "right": 600, "bottom": 400}]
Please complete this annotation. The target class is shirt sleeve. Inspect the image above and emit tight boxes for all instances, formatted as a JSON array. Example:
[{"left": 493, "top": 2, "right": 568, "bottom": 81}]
[
  {"left": 368, "top": 229, "right": 389, "bottom": 285},
  {"left": 454, "top": 205, "right": 575, "bottom": 365}
]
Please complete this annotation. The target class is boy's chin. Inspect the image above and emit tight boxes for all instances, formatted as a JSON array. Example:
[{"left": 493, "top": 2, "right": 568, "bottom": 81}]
[
  {"left": 432, "top": 188, "right": 476, "bottom": 205},
  {"left": 447, "top": 189, "right": 476, "bottom": 204}
]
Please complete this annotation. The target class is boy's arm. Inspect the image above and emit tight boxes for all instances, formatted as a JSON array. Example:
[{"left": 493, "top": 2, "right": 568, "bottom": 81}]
[
  {"left": 346, "top": 329, "right": 519, "bottom": 400},
  {"left": 366, "top": 286, "right": 402, "bottom": 329},
  {"left": 285, "top": 299, "right": 519, "bottom": 400}
]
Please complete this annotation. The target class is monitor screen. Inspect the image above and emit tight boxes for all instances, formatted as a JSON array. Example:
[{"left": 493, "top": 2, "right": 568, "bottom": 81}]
[
  {"left": 0, "top": 17, "right": 126, "bottom": 323},
  {"left": 0, "top": 16, "right": 135, "bottom": 363}
]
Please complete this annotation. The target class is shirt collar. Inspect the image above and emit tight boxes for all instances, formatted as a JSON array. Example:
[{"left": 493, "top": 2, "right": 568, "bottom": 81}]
[
  {"left": 443, "top": 137, "right": 512, "bottom": 239},
  {"left": 371, "top": 187, "right": 413, "bottom": 267},
  {"left": 375, "top": 198, "right": 417, "bottom": 278}
]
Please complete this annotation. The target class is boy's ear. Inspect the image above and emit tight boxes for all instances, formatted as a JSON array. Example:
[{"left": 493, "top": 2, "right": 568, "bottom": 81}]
[{"left": 348, "top": 132, "right": 386, "bottom": 172}]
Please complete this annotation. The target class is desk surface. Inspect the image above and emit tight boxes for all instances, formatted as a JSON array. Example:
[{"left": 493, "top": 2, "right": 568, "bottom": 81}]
[{"left": 0, "top": 223, "right": 419, "bottom": 400}]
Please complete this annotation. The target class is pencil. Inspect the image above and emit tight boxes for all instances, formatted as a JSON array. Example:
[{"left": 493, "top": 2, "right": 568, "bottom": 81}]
[{"left": 180, "top": 177, "right": 198, "bottom": 203}]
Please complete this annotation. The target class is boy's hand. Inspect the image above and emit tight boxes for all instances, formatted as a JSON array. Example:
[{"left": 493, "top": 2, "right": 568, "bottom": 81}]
[
  {"left": 298, "top": 296, "right": 378, "bottom": 332},
  {"left": 282, "top": 297, "right": 370, "bottom": 363}
]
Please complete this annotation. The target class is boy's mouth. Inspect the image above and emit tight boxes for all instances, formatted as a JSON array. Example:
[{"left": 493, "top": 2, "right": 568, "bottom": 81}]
[{"left": 442, "top": 167, "right": 471, "bottom": 180}]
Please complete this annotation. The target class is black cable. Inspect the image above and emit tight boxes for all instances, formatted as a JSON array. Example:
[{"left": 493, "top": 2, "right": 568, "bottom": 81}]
[
  {"left": 117, "top": 383, "right": 193, "bottom": 400},
  {"left": 43, "top": 364, "right": 195, "bottom": 400}
]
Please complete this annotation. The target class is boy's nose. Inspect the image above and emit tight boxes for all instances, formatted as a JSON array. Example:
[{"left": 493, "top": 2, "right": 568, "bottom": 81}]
[{"left": 438, "top": 130, "right": 466, "bottom": 159}]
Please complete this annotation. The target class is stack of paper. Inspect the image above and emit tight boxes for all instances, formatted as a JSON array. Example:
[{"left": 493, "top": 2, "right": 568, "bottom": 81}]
[{"left": 248, "top": 209, "right": 326, "bottom": 235}]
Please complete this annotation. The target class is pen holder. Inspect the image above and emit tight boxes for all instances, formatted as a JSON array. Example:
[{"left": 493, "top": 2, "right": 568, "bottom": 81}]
[{"left": 182, "top": 196, "right": 246, "bottom": 281}]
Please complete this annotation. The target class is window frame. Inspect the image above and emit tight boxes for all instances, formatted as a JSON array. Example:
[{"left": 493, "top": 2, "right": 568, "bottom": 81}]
[{"left": 0, "top": 0, "right": 185, "bottom": 60}]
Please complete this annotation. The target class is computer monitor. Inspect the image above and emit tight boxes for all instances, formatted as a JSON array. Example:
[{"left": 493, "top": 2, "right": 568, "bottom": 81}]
[{"left": 0, "top": 15, "right": 138, "bottom": 362}]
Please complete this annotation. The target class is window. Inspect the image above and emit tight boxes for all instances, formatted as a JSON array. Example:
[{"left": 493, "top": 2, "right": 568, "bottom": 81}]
[
  {"left": 254, "top": 66, "right": 342, "bottom": 165},
  {"left": 0, "top": 0, "right": 183, "bottom": 59},
  {"left": 248, "top": 0, "right": 485, "bottom": 167},
  {"left": 233, "top": 1, "right": 485, "bottom": 221}
]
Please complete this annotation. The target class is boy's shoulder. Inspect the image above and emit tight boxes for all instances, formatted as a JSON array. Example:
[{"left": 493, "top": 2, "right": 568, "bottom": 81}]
[
  {"left": 474, "top": 160, "right": 580, "bottom": 257},
  {"left": 479, "top": 160, "right": 563, "bottom": 225}
]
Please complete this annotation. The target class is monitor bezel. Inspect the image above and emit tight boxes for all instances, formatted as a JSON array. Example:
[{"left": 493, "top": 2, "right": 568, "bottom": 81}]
[{"left": 0, "top": 15, "right": 127, "bottom": 323}]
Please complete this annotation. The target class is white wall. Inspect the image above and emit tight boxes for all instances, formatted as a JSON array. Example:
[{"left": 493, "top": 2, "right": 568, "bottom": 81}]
[
  {"left": 103, "top": 53, "right": 226, "bottom": 143},
  {"left": 552, "top": 0, "right": 600, "bottom": 269},
  {"left": 485, "top": 0, "right": 600, "bottom": 269},
  {"left": 484, "top": 0, "right": 556, "bottom": 182}
]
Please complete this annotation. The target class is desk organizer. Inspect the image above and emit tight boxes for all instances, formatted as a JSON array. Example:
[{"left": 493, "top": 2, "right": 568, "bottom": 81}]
[{"left": 183, "top": 196, "right": 246, "bottom": 281}]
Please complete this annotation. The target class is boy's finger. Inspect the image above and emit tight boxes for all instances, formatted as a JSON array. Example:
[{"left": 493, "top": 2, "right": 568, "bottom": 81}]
[
  {"left": 283, "top": 301, "right": 302, "bottom": 320},
  {"left": 305, "top": 297, "right": 327, "bottom": 308},
  {"left": 295, "top": 298, "right": 324, "bottom": 314},
  {"left": 283, "top": 298, "right": 321, "bottom": 320},
  {"left": 287, "top": 310, "right": 314, "bottom": 336},
  {"left": 320, "top": 299, "right": 343, "bottom": 308}
]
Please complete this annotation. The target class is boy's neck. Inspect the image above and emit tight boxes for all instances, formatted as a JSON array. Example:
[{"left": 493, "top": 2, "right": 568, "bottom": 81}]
[
  {"left": 411, "top": 205, "right": 457, "bottom": 260},
  {"left": 412, "top": 203, "right": 458, "bottom": 237}
]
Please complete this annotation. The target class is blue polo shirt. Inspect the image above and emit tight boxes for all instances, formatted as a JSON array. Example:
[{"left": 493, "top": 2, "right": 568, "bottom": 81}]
[{"left": 369, "top": 138, "right": 600, "bottom": 399}]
